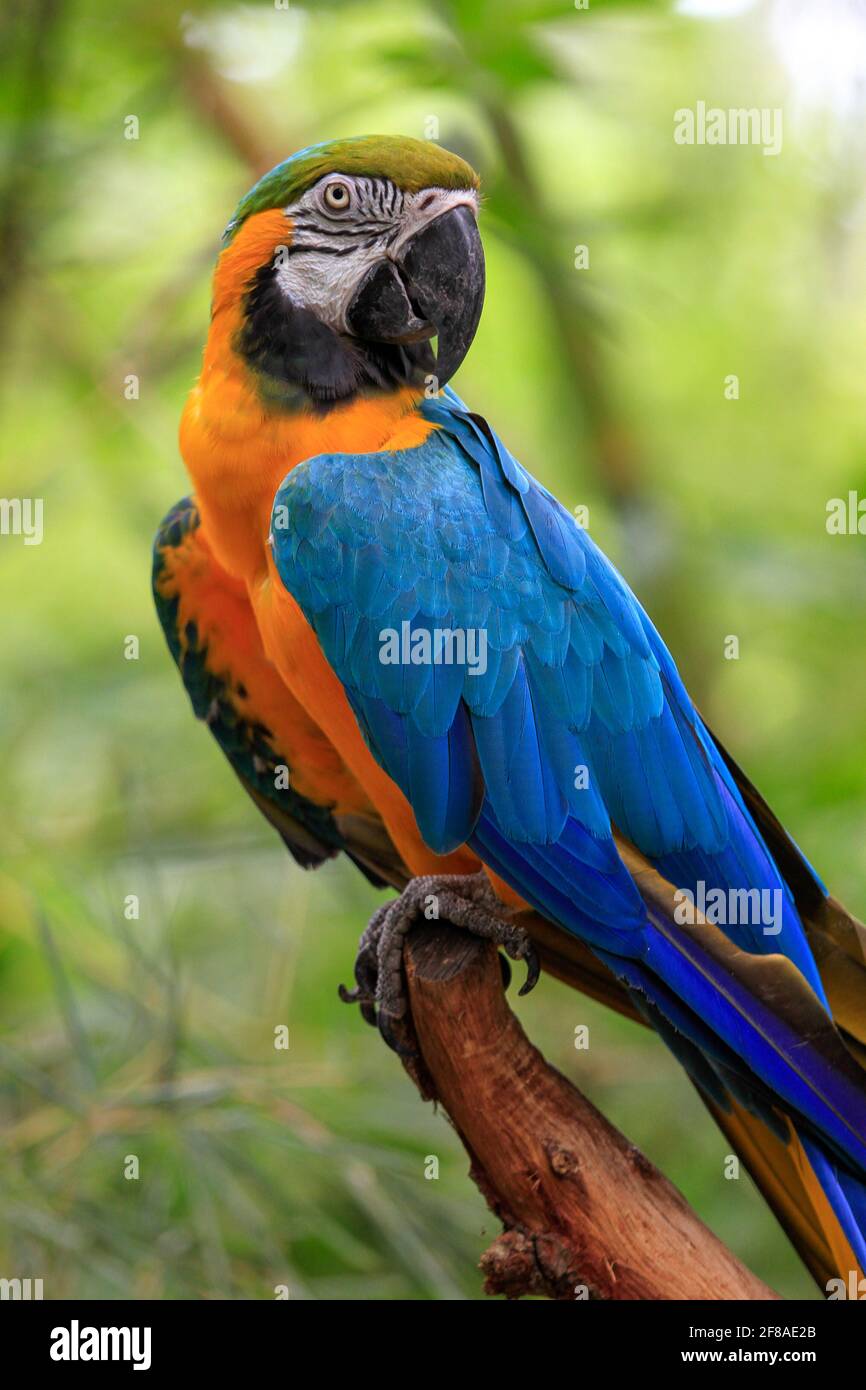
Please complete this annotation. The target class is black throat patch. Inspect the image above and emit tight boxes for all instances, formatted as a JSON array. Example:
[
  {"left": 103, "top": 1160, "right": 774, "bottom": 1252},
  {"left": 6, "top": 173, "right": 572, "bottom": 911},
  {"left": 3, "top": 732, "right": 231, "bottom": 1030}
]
[{"left": 235, "top": 263, "right": 435, "bottom": 411}]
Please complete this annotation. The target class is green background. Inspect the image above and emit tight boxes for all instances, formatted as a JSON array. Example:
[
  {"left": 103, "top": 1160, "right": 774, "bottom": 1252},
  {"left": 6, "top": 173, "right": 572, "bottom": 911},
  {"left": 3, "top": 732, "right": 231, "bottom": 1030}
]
[{"left": 2, "top": 0, "right": 866, "bottom": 1299}]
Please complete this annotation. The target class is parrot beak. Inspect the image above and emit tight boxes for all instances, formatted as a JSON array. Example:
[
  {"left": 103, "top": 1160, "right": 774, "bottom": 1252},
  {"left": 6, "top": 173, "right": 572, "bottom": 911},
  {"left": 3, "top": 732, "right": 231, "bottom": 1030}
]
[{"left": 345, "top": 203, "right": 485, "bottom": 386}]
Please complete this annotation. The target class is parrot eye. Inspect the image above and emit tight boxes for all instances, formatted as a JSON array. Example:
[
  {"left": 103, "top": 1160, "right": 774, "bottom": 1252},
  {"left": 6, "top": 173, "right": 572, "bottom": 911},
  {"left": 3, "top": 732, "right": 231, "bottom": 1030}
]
[{"left": 323, "top": 181, "right": 352, "bottom": 212}]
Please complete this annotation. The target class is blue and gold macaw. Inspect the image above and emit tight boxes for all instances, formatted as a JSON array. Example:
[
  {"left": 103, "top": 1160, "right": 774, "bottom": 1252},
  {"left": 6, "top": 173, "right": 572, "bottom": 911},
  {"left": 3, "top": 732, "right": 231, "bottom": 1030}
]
[{"left": 154, "top": 135, "right": 866, "bottom": 1293}]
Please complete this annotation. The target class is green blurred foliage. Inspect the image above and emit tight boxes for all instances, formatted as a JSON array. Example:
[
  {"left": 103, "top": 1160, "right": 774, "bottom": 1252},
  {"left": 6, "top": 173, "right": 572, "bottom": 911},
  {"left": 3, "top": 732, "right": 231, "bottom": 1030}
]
[{"left": 3, "top": 0, "right": 866, "bottom": 1299}]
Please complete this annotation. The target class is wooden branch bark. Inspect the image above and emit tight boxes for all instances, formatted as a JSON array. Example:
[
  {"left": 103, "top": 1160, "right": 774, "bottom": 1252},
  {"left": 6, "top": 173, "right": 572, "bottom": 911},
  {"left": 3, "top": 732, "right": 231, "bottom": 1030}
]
[{"left": 400, "top": 921, "right": 779, "bottom": 1301}]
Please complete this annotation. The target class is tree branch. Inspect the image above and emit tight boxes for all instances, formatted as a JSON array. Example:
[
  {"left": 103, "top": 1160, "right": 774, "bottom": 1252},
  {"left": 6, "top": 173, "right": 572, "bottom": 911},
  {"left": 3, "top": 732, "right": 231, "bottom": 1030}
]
[{"left": 398, "top": 920, "right": 779, "bottom": 1301}]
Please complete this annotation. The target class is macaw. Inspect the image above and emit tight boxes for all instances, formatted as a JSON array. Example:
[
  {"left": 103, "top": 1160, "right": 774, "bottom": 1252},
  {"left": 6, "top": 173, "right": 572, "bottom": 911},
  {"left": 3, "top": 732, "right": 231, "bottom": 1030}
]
[{"left": 154, "top": 134, "right": 866, "bottom": 1294}]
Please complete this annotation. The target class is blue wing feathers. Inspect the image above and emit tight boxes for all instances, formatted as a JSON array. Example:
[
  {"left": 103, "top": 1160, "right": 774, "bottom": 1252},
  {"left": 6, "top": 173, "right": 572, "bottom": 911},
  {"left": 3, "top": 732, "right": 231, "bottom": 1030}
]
[{"left": 272, "top": 389, "right": 866, "bottom": 1254}]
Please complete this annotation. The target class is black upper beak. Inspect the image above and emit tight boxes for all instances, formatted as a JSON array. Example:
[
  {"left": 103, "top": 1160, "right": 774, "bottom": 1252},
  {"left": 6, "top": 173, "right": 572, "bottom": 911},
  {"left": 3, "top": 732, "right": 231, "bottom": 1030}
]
[{"left": 345, "top": 204, "right": 485, "bottom": 387}]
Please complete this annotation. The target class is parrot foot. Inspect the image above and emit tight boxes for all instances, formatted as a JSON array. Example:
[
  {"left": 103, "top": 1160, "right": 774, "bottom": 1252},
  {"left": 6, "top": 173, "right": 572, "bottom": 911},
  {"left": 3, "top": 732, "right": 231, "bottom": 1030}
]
[{"left": 338, "top": 872, "right": 539, "bottom": 1055}]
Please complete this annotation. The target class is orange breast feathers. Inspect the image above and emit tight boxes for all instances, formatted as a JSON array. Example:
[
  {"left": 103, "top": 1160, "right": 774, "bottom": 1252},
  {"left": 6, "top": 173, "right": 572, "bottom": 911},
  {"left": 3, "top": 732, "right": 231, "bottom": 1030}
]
[{"left": 179, "top": 208, "right": 432, "bottom": 585}]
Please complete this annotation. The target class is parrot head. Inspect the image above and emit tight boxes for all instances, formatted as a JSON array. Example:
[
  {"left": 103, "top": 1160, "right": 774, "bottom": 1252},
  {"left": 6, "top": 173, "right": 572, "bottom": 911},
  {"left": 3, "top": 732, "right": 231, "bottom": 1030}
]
[{"left": 214, "top": 135, "right": 484, "bottom": 407}]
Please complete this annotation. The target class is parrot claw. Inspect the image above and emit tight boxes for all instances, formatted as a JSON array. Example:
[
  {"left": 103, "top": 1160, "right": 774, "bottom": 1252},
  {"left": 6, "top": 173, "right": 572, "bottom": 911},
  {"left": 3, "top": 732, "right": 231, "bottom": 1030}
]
[
  {"left": 339, "top": 872, "right": 539, "bottom": 1055},
  {"left": 376, "top": 1010, "right": 418, "bottom": 1059}
]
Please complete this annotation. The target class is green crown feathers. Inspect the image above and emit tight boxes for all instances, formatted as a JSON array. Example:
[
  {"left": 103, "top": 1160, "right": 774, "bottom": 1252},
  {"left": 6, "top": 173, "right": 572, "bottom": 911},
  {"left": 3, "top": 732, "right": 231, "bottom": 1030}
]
[{"left": 223, "top": 135, "right": 479, "bottom": 244}]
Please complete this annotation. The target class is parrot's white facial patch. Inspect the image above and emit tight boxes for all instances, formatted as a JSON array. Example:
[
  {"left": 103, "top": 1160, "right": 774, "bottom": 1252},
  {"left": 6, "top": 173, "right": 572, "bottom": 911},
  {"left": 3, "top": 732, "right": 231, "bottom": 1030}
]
[{"left": 273, "top": 174, "right": 479, "bottom": 334}]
